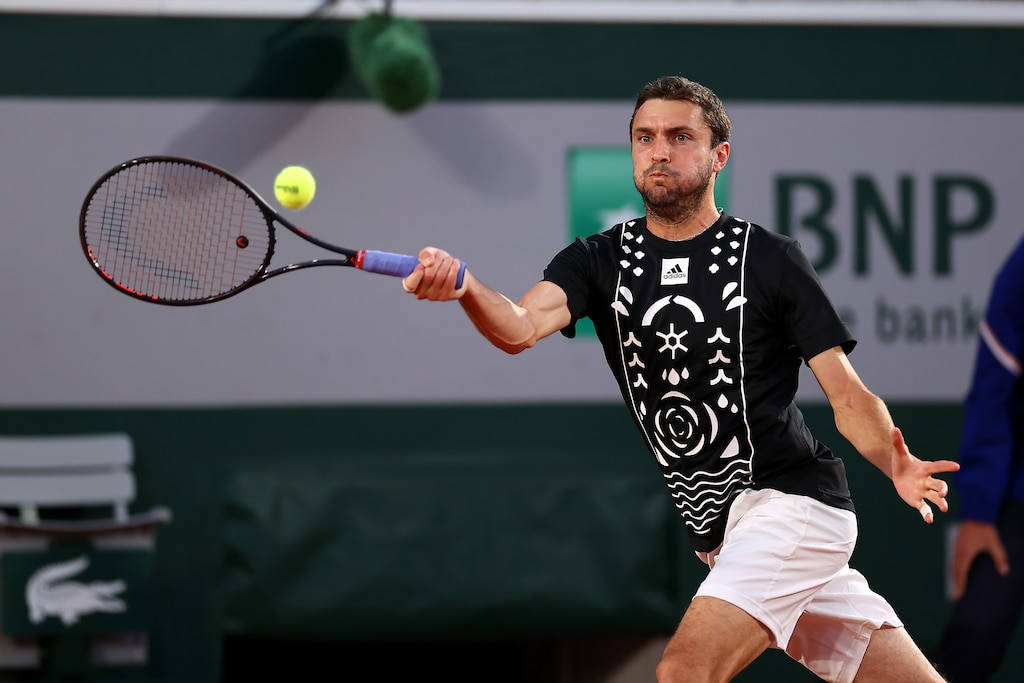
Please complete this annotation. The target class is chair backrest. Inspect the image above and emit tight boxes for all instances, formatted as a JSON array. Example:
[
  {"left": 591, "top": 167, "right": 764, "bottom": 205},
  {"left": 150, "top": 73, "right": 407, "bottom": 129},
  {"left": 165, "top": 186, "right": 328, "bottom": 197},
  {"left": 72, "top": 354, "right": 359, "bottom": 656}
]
[{"left": 0, "top": 434, "right": 135, "bottom": 524}]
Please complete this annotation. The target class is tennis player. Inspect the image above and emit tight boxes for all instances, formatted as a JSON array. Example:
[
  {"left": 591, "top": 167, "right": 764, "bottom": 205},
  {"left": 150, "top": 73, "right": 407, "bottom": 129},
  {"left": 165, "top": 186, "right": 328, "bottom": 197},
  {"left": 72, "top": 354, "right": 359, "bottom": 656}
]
[{"left": 403, "top": 75, "right": 956, "bottom": 682}]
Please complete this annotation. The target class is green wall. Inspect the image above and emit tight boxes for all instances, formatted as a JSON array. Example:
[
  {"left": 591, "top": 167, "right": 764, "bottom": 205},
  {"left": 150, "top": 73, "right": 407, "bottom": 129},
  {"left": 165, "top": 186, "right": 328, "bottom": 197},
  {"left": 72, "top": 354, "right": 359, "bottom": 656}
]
[{"left": 1, "top": 14, "right": 1023, "bottom": 102}]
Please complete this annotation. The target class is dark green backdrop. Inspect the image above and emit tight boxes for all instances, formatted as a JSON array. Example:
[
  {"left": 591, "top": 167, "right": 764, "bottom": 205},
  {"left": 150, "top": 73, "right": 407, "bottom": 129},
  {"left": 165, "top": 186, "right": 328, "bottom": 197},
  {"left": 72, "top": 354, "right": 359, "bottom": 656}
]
[
  {"left": 0, "top": 402, "right": 967, "bottom": 681},
  {"left": 2, "top": 14, "right": 1024, "bottom": 102}
]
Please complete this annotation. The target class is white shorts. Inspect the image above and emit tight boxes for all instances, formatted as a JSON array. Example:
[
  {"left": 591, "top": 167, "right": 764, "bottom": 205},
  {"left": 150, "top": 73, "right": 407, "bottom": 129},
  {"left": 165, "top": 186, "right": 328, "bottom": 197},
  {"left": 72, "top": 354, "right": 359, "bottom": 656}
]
[{"left": 694, "top": 488, "right": 902, "bottom": 683}]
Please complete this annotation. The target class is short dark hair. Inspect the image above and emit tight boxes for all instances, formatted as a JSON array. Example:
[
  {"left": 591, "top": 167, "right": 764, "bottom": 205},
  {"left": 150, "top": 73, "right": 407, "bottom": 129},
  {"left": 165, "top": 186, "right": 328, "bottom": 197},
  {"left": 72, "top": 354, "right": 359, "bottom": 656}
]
[{"left": 629, "top": 76, "right": 732, "bottom": 148}]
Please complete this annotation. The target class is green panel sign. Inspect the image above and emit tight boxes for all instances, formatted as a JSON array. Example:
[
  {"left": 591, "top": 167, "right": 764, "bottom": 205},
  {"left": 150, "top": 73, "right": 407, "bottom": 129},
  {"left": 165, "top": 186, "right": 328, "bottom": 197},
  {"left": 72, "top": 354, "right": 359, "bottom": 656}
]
[
  {"left": 566, "top": 146, "right": 730, "bottom": 336},
  {"left": 2, "top": 546, "right": 154, "bottom": 636}
]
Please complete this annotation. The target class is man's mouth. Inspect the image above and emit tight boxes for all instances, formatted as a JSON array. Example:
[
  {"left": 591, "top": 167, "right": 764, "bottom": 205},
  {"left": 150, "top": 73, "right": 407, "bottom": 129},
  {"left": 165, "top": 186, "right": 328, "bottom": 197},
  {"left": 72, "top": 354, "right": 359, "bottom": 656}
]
[{"left": 646, "top": 167, "right": 674, "bottom": 179}]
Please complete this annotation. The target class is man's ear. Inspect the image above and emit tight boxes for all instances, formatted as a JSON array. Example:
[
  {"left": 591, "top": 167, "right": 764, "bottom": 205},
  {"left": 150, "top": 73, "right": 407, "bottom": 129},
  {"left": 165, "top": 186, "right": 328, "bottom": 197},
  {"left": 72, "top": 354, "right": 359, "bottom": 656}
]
[{"left": 713, "top": 141, "right": 731, "bottom": 173}]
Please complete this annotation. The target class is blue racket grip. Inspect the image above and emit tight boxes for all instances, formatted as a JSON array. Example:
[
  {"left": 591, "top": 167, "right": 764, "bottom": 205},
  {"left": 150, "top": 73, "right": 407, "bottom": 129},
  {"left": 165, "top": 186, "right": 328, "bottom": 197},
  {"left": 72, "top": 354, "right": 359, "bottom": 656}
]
[{"left": 360, "top": 250, "right": 466, "bottom": 288}]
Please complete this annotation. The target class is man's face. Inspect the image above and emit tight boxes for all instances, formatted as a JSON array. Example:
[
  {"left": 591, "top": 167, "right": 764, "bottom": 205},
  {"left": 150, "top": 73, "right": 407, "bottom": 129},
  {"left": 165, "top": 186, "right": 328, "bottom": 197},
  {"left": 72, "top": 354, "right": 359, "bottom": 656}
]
[{"left": 630, "top": 98, "right": 728, "bottom": 213}]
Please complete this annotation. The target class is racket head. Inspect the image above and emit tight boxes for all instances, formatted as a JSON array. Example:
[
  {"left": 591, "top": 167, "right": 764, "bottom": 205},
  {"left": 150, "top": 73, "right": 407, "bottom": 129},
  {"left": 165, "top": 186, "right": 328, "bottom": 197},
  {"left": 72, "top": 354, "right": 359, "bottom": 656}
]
[{"left": 79, "top": 156, "right": 277, "bottom": 305}]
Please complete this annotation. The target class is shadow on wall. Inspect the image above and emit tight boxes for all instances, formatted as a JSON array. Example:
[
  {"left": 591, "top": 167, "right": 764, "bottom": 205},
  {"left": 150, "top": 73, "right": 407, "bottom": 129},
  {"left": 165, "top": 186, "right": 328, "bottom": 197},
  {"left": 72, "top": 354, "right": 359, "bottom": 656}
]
[
  {"left": 409, "top": 105, "right": 541, "bottom": 199},
  {"left": 163, "top": 14, "right": 540, "bottom": 201},
  {"left": 164, "top": 29, "right": 348, "bottom": 172}
]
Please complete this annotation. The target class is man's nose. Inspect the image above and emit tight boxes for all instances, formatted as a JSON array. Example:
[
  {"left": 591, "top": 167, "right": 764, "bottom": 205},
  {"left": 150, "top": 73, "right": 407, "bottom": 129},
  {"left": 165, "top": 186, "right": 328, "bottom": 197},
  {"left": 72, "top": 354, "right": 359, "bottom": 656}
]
[{"left": 651, "top": 137, "right": 670, "bottom": 161}]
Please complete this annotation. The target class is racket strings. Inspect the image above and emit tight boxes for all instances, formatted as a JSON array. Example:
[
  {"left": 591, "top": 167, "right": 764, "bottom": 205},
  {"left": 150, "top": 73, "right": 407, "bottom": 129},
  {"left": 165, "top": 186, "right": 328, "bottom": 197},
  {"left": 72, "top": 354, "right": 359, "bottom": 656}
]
[{"left": 82, "top": 160, "right": 272, "bottom": 302}]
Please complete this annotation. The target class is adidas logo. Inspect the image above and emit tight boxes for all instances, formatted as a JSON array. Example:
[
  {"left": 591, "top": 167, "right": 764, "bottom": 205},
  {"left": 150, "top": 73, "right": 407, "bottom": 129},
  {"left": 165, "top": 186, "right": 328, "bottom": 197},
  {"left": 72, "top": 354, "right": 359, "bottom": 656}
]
[{"left": 660, "top": 258, "right": 689, "bottom": 285}]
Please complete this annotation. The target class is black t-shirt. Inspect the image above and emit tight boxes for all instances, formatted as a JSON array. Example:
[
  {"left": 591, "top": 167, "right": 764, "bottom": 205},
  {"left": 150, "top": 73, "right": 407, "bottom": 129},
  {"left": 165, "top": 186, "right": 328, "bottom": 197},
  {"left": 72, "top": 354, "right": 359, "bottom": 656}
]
[{"left": 543, "top": 214, "right": 856, "bottom": 552}]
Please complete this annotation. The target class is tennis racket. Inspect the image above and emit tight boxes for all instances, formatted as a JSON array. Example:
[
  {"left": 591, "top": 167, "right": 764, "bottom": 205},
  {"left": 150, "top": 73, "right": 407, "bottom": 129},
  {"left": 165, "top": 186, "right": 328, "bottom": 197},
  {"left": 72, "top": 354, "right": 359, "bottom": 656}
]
[{"left": 79, "top": 155, "right": 465, "bottom": 305}]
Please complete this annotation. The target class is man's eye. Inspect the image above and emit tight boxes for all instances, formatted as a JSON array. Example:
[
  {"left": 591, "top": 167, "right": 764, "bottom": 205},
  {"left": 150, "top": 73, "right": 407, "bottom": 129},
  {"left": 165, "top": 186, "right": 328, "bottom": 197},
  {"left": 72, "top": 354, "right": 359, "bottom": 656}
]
[{"left": 676, "top": 134, "right": 689, "bottom": 142}]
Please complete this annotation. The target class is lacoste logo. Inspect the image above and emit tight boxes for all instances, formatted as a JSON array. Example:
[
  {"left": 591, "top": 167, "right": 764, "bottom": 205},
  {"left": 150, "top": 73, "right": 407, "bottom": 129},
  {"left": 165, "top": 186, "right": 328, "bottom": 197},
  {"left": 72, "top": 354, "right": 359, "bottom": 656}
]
[
  {"left": 661, "top": 258, "right": 689, "bottom": 285},
  {"left": 26, "top": 556, "right": 126, "bottom": 626}
]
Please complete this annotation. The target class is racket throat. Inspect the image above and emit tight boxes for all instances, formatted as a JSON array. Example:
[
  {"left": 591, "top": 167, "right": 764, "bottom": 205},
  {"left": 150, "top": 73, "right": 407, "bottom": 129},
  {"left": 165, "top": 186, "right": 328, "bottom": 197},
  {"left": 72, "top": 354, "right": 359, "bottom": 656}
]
[{"left": 352, "top": 250, "right": 368, "bottom": 270}]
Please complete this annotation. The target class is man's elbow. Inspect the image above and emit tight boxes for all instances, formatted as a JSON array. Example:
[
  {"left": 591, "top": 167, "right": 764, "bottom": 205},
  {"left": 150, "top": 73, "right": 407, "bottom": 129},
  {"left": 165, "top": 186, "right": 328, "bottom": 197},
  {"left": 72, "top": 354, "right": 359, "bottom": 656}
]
[
  {"left": 494, "top": 336, "right": 538, "bottom": 355},
  {"left": 484, "top": 326, "right": 540, "bottom": 355}
]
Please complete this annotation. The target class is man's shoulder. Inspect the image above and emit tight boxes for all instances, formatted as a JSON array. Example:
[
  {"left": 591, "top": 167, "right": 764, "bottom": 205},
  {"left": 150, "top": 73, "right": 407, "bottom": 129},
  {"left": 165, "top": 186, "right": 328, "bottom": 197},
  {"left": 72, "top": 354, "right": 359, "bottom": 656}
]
[
  {"left": 588, "top": 217, "right": 643, "bottom": 242},
  {"left": 564, "top": 218, "right": 641, "bottom": 259},
  {"left": 726, "top": 216, "right": 796, "bottom": 257}
]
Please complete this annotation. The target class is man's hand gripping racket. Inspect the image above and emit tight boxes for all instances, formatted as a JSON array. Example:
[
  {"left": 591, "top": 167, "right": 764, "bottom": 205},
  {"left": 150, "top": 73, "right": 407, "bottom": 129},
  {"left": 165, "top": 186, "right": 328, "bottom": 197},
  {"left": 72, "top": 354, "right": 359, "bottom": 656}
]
[
  {"left": 402, "top": 247, "right": 469, "bottom": 301},
  {"left": 79, "top": 156, "right": 465, "bottom": 305}
]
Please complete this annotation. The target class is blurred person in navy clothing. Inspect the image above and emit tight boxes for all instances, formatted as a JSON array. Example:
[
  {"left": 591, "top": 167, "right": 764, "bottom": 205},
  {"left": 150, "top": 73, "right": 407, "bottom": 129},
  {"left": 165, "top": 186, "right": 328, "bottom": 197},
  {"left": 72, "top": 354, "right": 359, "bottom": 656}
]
[{"left": 934, "top": 236, "right": 1024, "bottom": 682}]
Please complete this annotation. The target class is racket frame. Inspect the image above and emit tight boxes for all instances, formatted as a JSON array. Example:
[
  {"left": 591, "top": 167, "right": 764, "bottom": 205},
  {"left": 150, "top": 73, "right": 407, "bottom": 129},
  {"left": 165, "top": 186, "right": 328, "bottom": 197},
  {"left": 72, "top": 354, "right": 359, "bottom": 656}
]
[{"left": 79, "top": 155, "right": 364, "bottom": 306}]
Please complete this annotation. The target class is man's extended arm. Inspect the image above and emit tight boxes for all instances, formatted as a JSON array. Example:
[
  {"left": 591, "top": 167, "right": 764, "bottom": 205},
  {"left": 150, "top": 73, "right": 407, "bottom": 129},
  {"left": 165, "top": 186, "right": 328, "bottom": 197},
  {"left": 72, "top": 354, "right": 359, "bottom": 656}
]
[
  {"left": 402, "top": 246, "right": 571, "bottom": 354},
  {"left": 808, "top": 347, "right": 960, "bottom": 523}
]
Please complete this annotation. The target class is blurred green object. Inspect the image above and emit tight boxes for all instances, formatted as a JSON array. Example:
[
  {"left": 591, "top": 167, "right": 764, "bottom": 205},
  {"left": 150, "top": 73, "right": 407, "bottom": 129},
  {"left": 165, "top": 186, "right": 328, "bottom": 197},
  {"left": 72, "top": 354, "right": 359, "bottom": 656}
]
[
  {"left": 347, "top": 12, "right": 389, "bottom": 83},
  {"left": 348, "top": 13, "right": 440, "bottom": 113}
]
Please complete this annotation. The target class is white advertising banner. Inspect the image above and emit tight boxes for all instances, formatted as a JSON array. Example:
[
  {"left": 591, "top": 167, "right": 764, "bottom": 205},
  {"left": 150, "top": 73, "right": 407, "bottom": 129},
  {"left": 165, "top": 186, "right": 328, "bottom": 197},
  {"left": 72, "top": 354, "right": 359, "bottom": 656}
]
[{"left": 0, "top": 99, "right": 1018, "bottom": 405}]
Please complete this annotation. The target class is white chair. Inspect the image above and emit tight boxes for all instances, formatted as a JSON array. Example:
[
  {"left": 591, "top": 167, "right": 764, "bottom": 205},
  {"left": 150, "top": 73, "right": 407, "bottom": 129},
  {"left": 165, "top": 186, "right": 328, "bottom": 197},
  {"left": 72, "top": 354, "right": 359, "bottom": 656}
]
[{"left": 0, "top": 433, "right": 170, "bottom": 670}]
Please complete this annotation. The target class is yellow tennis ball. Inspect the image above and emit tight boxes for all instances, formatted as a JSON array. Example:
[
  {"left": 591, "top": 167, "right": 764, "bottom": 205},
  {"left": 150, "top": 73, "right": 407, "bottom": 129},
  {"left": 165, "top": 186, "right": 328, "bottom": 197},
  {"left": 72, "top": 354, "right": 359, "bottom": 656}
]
[{"left": 274, "top": 166, "right": 316, "bottom": 210}]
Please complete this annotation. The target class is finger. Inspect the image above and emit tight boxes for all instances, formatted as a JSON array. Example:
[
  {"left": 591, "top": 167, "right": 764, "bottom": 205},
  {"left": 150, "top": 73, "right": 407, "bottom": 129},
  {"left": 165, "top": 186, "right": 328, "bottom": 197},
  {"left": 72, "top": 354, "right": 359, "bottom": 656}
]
[
  {"left": 436, "top": 257, "right": 459, "bottom": 300},
  {"left": 917, "top": 501, "right": 933, "bottom": 524},
  {"left": 925, "top": 477, "right": 949, "bottom": 498},
  {"left": 925, "top": 460, "right": 961, "bottom": 474},
  {"left": 419, "top": 252, "right": 450, "bottom": 299},
  {"left": 413, "top": 248, "right": 440, "bottom": 299},
  {"left": 418, "top": 246, "right": 440, "bottom": 267},
  {"left": 402, "top": 265, "right": 424, "bottom": 293},
  {"left": 422, "top": 256, "right": 453, "bottom": 300},
  {"left": 923, "top": 488, "right": 950, "bottom": 513},
  {"left": 991, "top": 539, "right": 1011, "bottom": 576},
  {"left": 442, "top": 258, "right": 463, "bottom": 300},
  {"left": 924, "top": 477, "right": 950, "bottom": 507}
]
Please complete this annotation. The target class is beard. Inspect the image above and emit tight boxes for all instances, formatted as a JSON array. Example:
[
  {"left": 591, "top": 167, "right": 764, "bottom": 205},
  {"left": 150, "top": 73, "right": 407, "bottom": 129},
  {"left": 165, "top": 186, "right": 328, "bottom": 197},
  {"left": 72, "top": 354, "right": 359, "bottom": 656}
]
[{"left": 635, "top": 157, "right": 715, "bottom": 224}]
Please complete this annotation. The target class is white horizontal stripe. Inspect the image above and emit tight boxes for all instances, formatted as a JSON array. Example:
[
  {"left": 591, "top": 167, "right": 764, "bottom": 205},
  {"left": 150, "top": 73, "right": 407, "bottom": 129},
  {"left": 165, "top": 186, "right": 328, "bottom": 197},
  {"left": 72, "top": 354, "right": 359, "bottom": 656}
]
[
  {"left": 980, "top": 320, "right": 1022, "bottom": 376},
  {"left": 7, "top": 1, "right": 1024, "bottom": 27},
  {"left": 674, "top": 491, "right": 735, "bottom": 514},
  {"left": 683, "top": 514, "right": 718, "bottom": 533},
  {"left": 667, "top": 474, "right": 747, "bottom": 497},
  {"left": 677, "top": 502, "right": 726, "bottom": 524},
  {"left": 662, "top": 458, "right": 747, "bottom": 484},
  {"left": 670, "top": 475, "right": 746, "bottom": 502}
]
